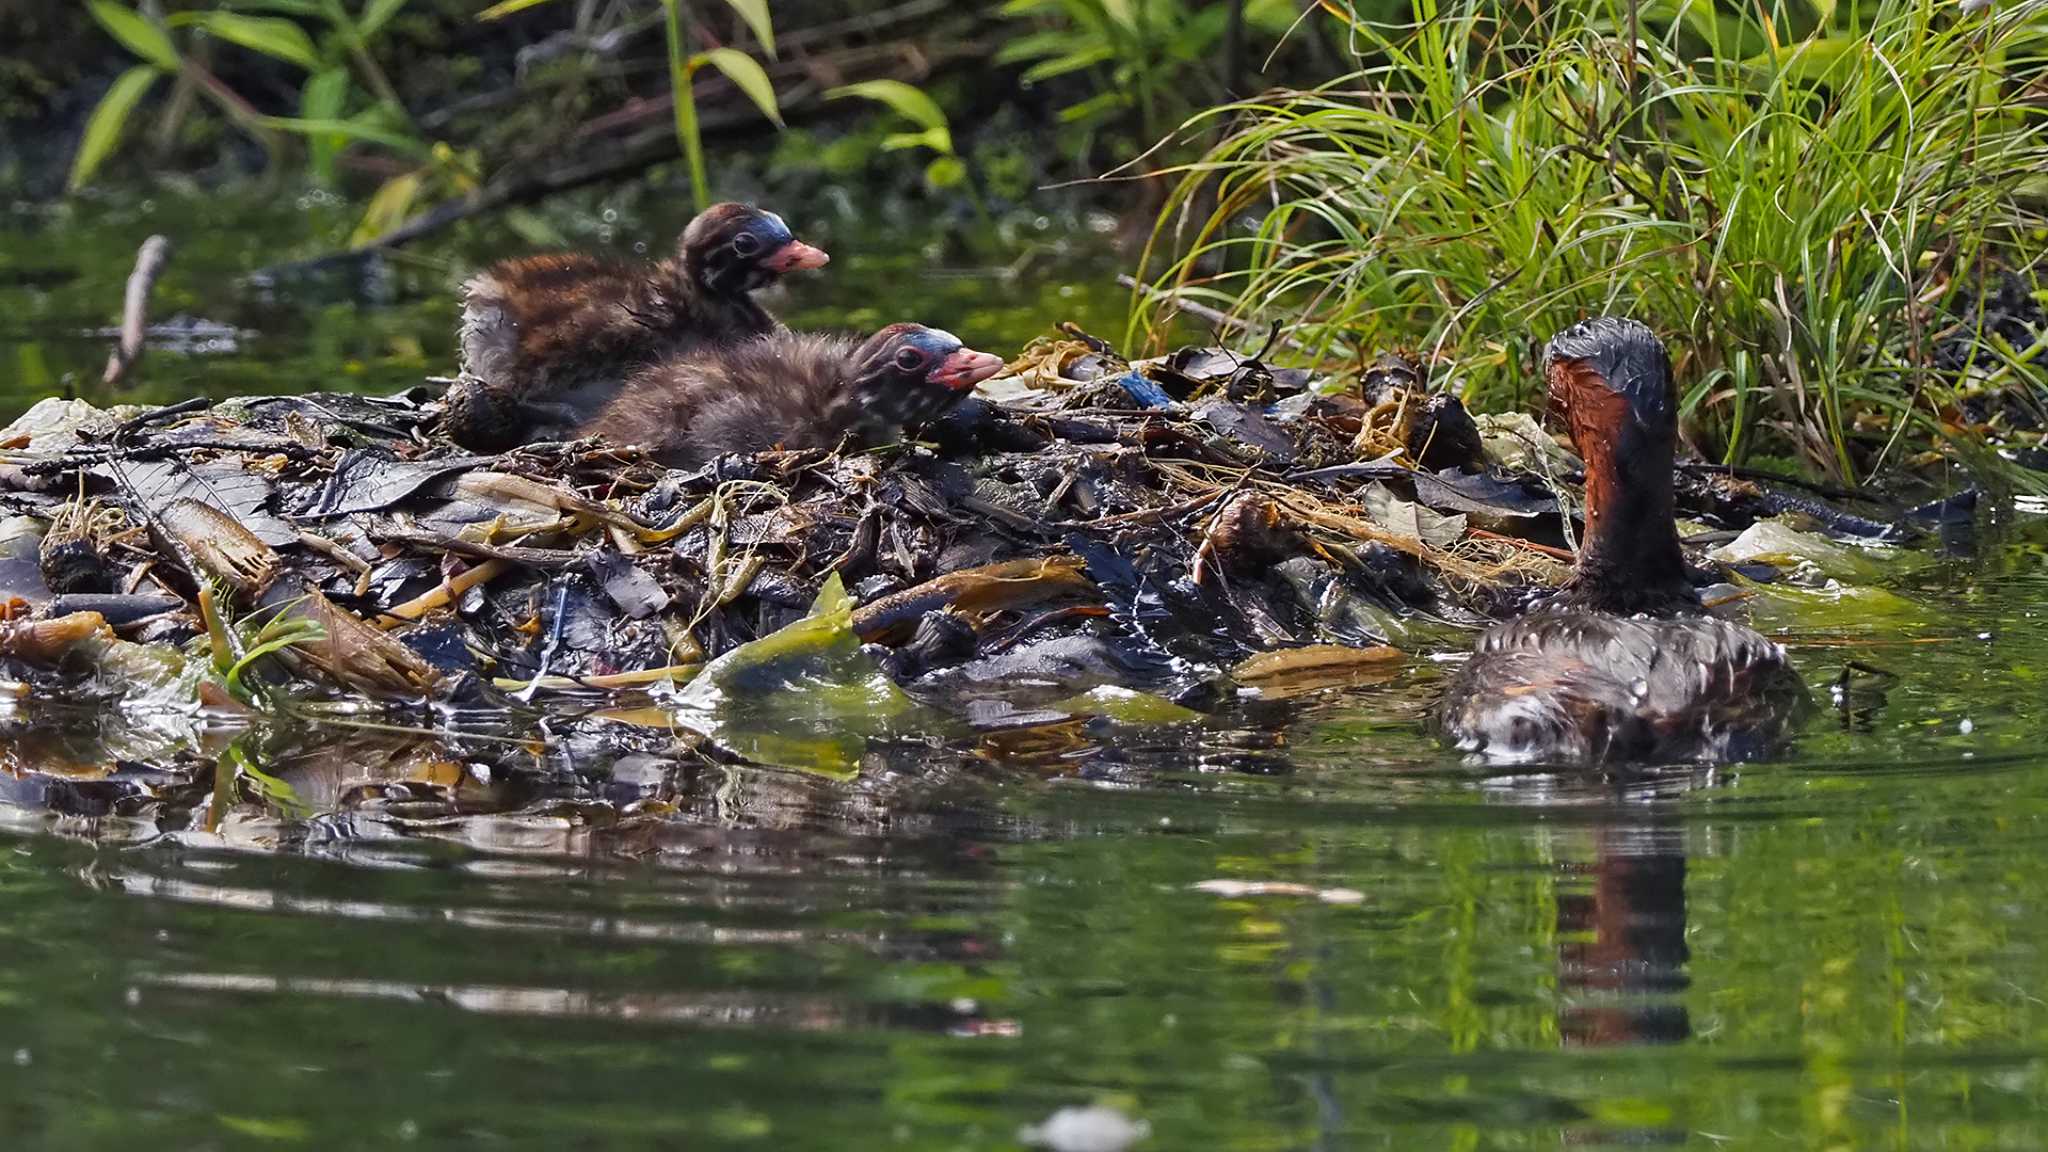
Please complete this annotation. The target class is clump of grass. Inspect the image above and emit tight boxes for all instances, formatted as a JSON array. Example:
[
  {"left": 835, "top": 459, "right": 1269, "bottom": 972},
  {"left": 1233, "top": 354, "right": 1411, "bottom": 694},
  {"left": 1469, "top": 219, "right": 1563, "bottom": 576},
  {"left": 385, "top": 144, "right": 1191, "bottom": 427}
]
[{"left": 1136, "top": 0, "right": 2048, "bottom": 486}]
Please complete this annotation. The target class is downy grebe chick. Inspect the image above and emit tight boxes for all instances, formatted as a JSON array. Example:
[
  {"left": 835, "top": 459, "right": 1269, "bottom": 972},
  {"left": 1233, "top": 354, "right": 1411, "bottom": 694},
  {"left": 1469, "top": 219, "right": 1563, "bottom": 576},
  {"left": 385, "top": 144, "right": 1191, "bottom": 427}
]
[
  {"left": 1438, "top": 317, "right": 1810, "bottom": 763},
  {"left": 445, "top": 203, "right": 830, "bottom": 450},
  {"left": 580, "top": 324, "right": 1004, "bottom": 468}
]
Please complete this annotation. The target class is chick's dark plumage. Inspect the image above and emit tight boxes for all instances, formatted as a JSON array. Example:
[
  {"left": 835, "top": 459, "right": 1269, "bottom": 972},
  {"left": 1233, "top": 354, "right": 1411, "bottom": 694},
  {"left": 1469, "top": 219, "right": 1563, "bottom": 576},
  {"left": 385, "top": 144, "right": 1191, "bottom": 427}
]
[
  {"left": 444, "top": 203, "right": 827, "bottom": 450},
  {"left": 581, "top": 324, "right": 1003, "bottom": 468}
]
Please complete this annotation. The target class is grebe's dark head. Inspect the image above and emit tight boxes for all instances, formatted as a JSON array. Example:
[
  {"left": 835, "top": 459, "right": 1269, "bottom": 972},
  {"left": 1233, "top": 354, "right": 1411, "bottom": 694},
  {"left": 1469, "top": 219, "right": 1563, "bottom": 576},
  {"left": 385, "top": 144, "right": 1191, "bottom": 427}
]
[
  {"left": 680, "top": 203, "right": 830, "bottom": 296},
  {"left": 848, "top": 324, "right": 1003, "bottom": 433},
  {"left": 1540, "top": 317, "right": 1694, "bottom": 615},
  {"left": 1543, "top": 316, "right": 1676, "bottom": 462}
]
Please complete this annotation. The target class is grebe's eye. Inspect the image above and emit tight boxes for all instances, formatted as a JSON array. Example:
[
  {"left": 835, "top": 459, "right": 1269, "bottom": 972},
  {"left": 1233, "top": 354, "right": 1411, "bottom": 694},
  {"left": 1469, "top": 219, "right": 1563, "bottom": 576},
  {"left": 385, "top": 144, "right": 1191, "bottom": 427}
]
[
  {"left": 732, "top": 233, "right": 763, "bottom": 257},
  {"left": 895, "top": 348, "right": 927, "bottom": 372}
]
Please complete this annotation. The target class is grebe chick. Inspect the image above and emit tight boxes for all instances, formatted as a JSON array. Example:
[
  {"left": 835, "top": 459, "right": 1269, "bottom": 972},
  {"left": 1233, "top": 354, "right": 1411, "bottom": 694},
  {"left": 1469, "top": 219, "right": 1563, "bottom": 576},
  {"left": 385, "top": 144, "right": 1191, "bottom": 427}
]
[
  {"left": 579, "top": 324, "right": 1003, "bottom": 468},
  {"left": 445, "top": 203, "right": 829, "bottom": 450},
  {"left": 1438, "top": 317, "right": 1810, "bottom": 763}
]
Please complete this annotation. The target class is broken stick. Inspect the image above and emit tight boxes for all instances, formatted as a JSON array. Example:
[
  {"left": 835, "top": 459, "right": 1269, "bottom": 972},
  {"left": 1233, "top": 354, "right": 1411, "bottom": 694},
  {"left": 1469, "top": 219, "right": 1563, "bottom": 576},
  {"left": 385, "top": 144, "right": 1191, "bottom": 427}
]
[{"left": 105, "top": 235, "right": 172, "bottom": 386}]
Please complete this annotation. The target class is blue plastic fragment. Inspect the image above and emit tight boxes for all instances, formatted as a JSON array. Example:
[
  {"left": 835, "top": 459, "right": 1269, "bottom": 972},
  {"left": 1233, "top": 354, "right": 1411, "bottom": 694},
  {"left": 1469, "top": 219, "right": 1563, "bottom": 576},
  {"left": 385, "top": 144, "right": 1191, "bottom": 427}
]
[{"left": 1111, "top": 371, "right": 1177, "bottom": 409}]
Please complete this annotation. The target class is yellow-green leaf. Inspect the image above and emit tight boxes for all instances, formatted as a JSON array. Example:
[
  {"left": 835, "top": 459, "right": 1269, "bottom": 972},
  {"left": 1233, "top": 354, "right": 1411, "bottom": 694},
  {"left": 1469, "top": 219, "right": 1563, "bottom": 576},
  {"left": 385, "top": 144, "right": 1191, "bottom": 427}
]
[
  {"left": 262, "top": 114, "right": 428, "bottom": 155},
  {"left": 86, "top": 1, "right": 180, "bottom": 71},
  {"left": 351, "top": 170, "right": 423, "bottom": 246},
  {"left": 194, "top": 12, "right": 322, "bottom": 70},
  {"left": 882, "top": 127, "right": 953, "bottom": 155},
  {"left": 697, "top": 48, "right": 781, "bottom": 127},
  {"left": 360, "top": 0, "right": 411, "bottom": 37},
  {"left": 477, "top": 0, "right": 559, "bottom": 20},
  {"left": 503, "top": 207, "right": 568, "bottom": 247},
  {"left": 1743, "top": 34, "right": 1864, "bottom": 86},
  {"left": 69, "top": 65, "right": 159, "bottom": 191},
  {"left": 720, "top": 0, "right": 775, "bottom": 59},
  {"left": 924, "top": 156, "right": 967, "bottom": 191},
  {"left": 824, "top": 79, "right": 947, "bottom": 131}
]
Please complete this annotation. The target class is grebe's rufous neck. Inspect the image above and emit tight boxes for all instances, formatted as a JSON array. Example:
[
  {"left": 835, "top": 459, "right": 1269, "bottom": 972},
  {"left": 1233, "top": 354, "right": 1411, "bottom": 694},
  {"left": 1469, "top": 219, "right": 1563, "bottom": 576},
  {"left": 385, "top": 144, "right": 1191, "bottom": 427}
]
[{"left": 1543, "top": 316, "right": 1694, "bottom": 616}]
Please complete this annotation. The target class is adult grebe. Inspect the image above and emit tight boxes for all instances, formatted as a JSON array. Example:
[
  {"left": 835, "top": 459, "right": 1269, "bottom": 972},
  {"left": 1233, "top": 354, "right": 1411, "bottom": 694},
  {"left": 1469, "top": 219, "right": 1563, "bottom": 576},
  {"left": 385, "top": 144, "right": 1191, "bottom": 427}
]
[{"left": 1439, "top": 317, "right": 1810, "bottom": 762}]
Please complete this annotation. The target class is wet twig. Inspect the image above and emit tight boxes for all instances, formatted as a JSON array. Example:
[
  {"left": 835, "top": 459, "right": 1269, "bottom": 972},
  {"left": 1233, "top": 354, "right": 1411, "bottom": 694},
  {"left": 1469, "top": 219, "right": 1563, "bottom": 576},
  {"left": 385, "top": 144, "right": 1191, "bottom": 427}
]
[{"left": 104, "top": 236, "right": 171, "bottom": 387}]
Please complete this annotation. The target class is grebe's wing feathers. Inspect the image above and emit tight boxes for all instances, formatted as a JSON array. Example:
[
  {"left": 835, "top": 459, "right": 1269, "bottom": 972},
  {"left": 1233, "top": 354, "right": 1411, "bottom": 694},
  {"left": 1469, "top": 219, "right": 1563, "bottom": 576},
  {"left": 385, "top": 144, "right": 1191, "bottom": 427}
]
[{"left": 1442, "top": 613, "right": 1808, "bottom": 763}]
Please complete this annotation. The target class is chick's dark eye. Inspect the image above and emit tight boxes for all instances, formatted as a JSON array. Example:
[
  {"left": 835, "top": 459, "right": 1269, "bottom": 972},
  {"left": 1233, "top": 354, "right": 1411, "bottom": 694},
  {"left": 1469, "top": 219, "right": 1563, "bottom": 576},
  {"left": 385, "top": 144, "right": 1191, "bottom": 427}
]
[
  {"left": 733, "top": 233, "right": 762, "bottom": 257},
  {"left": 895, "top": 349, "right": 926, "bottom": 371}
]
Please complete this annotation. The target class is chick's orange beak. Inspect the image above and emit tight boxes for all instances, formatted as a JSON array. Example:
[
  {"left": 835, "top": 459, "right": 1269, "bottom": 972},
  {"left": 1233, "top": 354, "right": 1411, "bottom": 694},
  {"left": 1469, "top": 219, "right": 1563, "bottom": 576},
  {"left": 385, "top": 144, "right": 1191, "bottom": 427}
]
[
  {"left": 763, "top": 240, "right": 830, "bottom": 273},
  {"left": 930, "top": 348, "right": 1004, "bottom": 392}
]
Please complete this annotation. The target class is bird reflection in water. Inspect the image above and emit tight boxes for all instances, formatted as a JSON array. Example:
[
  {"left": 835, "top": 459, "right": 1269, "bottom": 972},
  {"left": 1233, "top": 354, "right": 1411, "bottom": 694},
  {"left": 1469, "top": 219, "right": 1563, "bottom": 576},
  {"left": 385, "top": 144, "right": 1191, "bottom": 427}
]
[{"left": 1552, "top": 772, "right": 1695, "bottom": 1146}]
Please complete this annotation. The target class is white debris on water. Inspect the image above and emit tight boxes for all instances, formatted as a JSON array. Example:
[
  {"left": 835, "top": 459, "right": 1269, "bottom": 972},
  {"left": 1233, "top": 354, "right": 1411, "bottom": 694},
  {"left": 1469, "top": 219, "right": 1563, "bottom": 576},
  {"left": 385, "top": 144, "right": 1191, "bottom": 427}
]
[
  {"left": 1192, "top": 879, "right": 1366, "bottom": 905},
  {"left": 1019, "top": 1105, "right": 1151, "bottom": 1152}
]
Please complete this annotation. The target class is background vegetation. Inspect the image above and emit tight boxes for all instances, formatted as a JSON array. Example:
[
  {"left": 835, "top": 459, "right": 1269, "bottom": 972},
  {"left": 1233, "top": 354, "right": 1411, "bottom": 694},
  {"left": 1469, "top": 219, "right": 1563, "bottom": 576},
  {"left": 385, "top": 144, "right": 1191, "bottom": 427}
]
[
  {"left": 5, "top": 0, "right": 2046, "bottom": 487},
  {"left": 1142, "top": 0, "right": 2048, "bottom": 487}
]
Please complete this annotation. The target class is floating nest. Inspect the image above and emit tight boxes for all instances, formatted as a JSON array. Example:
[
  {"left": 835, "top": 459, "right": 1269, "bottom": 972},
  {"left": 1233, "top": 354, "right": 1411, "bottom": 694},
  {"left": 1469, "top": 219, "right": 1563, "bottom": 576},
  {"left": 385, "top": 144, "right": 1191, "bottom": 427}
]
[{"left": 0, "top": 329, "right": 1912, "bottom": 792}]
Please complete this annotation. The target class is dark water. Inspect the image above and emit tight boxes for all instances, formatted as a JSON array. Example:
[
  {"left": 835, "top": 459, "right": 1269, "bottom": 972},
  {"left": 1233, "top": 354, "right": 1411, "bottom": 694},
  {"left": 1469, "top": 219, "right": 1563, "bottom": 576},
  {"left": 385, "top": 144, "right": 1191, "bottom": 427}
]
[{"left": 5, "top": 191, "right": 2048, "bottom": 1150}]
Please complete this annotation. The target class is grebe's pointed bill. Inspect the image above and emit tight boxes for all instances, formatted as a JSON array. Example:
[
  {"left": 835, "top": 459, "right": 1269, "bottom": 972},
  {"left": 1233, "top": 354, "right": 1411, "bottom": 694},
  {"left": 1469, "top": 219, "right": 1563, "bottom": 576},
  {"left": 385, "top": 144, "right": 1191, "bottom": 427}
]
[
  {"left": 930, "top": 349, "right": 1004, "bottom": 392},
  {"left": 763, "top": 240, "right": 831, "bottom": 273}
]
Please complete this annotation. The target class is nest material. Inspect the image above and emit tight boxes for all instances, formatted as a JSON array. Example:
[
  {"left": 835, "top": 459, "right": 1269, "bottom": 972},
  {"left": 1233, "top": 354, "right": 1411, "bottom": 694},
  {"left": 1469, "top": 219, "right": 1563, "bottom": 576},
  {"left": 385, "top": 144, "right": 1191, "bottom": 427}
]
[{"left": 0, "top": 331, "right": 1572, "bottom": 712}]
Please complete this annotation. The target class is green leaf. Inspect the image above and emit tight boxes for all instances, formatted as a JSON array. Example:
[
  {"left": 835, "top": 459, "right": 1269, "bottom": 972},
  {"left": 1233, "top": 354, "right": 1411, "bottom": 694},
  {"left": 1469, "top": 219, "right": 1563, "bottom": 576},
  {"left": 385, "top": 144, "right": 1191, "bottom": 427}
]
[
  {"left": 993, "top": 30, "right": 1076, "bottom": 65},
  {"left": 359, "top": 0, "right": 411, "bottom": 37},
  {"left": 1743, "top": 34, "right": 1864, "bottom": 86},
  {"left": 503, "top": 207, "right": 568, "bottom": 247},
  {"left": 300, "top": 68, "right": 349, "bottom": 119},
  {"left": 1021, "top": 45, "right": 1116, "bottom": 85},
  {"left": 1056, "top": 90, "right": 1128, "bottom": 124},
  {"left": 264, "top": 113, "right": 428, "bottom": 155},
  {"left": 667, "top": 572, "right": 916, "bottom": 779},
  {"left": 350, "top": 169, "right": 423, "bottom": 246},
  {"left": 477, "top": 0, "right": 559, "bottom": 20},
  {"left": 86, "top": 1, "right": 180, "bottom": 71},
  {"left": 261, "top": 114, "right": 428, "bottom": 155},
  {"left": 924, "top": 155, "right": 967, "bottom": 191},
  {"left": 720, "top": 0, "right": 775, "bottom": 59},
  {"left": 224, "top": 0, "right": 322, "bottom": 14},
  {"left": 1049, "top": 685, "right": 1205, "bottom": 726},
  {"left": 697, "top": 48, "right": 781, "bottom": 127},
  {"left": 194, "top": 13, "right": 323, "bottom": 70},
  {"left": 824, "top": 79, "right": 948, "bottom": 131},
  {"left": 882, "top": 127, "right": 953, "bottom": 155},
  {"left": 1099, "top": 0, "right": 1140, "bottom": 33},
  {"left": 69, "top": 65, "right": 158, "bottom": 191},
  {"left": 299, "top": 68, "right": 350, "bottom": 186}
]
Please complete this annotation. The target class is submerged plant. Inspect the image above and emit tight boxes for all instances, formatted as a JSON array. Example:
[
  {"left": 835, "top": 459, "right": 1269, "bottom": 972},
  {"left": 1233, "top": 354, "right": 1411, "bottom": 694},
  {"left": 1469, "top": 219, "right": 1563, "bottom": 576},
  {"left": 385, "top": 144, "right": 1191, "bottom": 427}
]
[{"left": 1139, "top": 0, "right": 2048, "bottom": 485}]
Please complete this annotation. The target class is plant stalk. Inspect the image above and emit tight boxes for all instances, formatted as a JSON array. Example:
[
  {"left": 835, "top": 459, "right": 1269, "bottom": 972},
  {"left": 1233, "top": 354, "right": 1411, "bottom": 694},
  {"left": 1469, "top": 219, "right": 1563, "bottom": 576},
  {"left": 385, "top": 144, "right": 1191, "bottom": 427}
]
[{"left": 662, "top": 0, "right": 710, "bottom": 211}]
